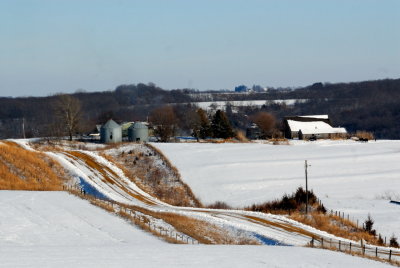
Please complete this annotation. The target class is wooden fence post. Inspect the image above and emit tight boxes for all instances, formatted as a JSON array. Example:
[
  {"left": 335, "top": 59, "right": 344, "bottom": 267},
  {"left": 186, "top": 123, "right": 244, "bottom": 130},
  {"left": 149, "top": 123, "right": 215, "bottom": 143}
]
[
  {"left": 321, "top": 238, "right": 324, "bottom": 248},
  {"left": 375, "top": 247, "right": 378, "bottom": 257},
  {"left": 389, "top": 250, "right": 392, "bottom": 262},
  {"left": 339, "top": 240, "right": 341, "bottom": 251},
  {"left": 349, "top": 242, "right": 351, "bottom": 253}
]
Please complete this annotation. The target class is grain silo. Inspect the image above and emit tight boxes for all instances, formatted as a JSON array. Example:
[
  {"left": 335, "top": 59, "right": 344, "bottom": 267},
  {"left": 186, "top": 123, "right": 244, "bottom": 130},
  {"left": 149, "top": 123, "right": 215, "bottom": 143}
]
[
  {"left": 128, "top": 122, "right": 149, "bottom": 142},
  {"left": 100, "top": 119, "right": 122, "bottom": 143}
]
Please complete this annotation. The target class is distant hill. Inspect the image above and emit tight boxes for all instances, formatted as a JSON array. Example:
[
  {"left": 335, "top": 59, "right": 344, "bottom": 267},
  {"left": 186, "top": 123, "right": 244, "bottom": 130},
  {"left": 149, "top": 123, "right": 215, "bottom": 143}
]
[{"left": 0, "top": 79, "right": 399, "bottom": 139}]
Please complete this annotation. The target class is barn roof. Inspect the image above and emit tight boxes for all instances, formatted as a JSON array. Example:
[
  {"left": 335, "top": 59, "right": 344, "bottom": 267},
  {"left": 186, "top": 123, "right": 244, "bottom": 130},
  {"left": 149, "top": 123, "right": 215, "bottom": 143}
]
[
  {"left": 287, "top": 120, "right": 347, "bottom": 135},
  {"left": 298, "top": 115, "right": 329, "bottom": 119}
]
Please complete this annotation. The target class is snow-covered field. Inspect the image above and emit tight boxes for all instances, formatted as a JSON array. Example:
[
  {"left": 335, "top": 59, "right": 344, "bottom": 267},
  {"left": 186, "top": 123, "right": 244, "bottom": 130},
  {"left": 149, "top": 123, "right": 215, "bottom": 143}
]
[
  {"left": 154, "top": 140, "right": 400, "bottom": 239},
  {"left": 191, "top": 99, "right": 307, "bottom": 111},
  {"left": 0, "top": 191, "right": 391, "bottom": 268}
]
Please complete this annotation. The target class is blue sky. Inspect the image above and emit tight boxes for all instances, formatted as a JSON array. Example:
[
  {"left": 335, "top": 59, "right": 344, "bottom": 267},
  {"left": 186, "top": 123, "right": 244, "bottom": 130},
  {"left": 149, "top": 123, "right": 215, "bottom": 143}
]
[{"left": 0, "top": 0, "right": 399, "bottom": 97}]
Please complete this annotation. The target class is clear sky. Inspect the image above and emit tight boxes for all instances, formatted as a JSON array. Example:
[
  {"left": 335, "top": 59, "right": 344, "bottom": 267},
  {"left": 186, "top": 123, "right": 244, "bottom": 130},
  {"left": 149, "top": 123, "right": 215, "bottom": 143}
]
[{"left": 0, "top": 0, "right": 399, "bottom": 97}]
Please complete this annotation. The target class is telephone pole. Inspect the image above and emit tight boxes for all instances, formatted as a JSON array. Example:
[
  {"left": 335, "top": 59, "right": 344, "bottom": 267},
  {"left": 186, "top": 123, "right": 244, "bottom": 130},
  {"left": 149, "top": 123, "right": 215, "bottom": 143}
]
[
  {"left": 305, "top": 160, "right": 310, "bottom": 214},
  {"left": 21, "top": 117, "right": 26, "bottom": 139}
]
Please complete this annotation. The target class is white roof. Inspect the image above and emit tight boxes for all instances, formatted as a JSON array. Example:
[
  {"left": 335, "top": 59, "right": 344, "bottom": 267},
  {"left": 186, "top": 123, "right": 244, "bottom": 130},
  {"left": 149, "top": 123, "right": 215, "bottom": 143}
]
[
  {"left": 298, "top": 115, "right": 329, "bottom": 119},
  {"left": 287, "top": 120, "right": 347, "bottom": 135}
]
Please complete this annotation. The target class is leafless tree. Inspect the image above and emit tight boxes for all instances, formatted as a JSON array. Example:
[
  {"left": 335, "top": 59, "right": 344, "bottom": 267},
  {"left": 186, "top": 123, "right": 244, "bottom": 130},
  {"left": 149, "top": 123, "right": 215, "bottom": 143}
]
[
  {"left": 54, "top": 94, "right": 82, "bottom": 141},
  {"left": 251, "top": 112, "right": 276, "bottom": 139},
  {"left": 149, "top": 106, "right": 177, "bottom": 142}
]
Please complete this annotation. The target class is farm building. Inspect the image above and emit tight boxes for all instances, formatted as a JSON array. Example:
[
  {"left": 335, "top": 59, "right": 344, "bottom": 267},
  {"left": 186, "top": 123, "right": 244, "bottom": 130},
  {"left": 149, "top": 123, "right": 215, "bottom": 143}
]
[
  {"left": 284, "top": 115, "right": 347, "bottom": 140},
  {"left": 128, "top": 122, "right": 149, "bottom": 142},
  {"left": 100, "top": 119, "right": 122, "bottom": 143}
]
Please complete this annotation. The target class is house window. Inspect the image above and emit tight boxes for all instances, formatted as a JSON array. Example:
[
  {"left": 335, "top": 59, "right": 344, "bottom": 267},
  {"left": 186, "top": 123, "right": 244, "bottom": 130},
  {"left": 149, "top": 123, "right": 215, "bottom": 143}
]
[{"left": 110, "top": 134, "right": 113, "bottom": 140}]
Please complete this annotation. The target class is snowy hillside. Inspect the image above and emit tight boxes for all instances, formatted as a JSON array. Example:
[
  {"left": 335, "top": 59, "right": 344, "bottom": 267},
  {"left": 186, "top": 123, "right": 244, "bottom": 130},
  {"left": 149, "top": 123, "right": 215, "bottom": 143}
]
[
  {"left": 0, "top": 191, "right": 391, "bottom": 268},
  {"left": 154, "top": 140, "right": 400, "bottom": 239}
]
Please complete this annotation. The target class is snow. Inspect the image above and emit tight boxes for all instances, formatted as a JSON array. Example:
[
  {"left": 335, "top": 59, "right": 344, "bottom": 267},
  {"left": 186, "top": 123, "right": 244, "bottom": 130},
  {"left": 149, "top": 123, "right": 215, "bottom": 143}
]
[
  {"left": 154, "top": 140, "right": 400, "bottom": 239},
  {"left": 192, "top": 99, "right": 306, "bottom": 111},
  {"left": 0, "top": 191, "right": 392, "bottom": 268},
  {"left": 42, "top": 144, "right": 391, "bottom": 248},
  {"left": 287, "top": 120, "right": 347, "bottom": 134},
  {"left": 299, "top": 115, "right": 329, "bottom": 119}
]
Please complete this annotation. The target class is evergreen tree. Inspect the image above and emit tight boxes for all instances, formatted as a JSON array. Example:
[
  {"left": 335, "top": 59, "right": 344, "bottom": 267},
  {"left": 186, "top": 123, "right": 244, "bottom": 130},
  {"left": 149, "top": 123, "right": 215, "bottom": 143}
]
[
  {"left": 211, "top": 110, "right": 235, "bottom": 139},
  {"left": 198, "top": 109, "right": 212, "bottom": 139}
]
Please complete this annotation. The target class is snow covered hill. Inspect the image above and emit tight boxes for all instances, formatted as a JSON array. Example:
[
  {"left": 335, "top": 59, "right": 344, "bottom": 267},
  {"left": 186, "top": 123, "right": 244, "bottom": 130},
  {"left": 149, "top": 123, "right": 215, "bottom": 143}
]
[
  {"left": 154, "top": 140, "right": 400, "bottom": 239},
  {"left": 0, "top": 191, "right": 392, "bottom": 268}
]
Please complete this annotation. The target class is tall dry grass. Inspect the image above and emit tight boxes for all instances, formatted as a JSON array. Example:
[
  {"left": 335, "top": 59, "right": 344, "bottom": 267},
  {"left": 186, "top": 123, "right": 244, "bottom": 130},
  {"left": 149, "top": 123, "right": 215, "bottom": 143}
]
[
  {"left": 356, "top": 131, "right": 375, "bottom": 140},
  {"left": 290, "top": 212, "right": 380, "bottom": 245},
  {"left": 105, "top": 144, "right": 202, "bottom": 207},
  {"left": 124, "top": 204, "right": 258, "bottom": 245},
  {"left": 0, "top": 141, "right": 65, "bottom": 190}
]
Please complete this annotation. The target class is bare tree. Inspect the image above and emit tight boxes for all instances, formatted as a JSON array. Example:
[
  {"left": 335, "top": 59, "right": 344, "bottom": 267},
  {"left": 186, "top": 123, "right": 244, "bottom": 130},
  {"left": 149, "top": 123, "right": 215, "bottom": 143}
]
[
  {"left": 251, "top": 112, "right": 276, "bottom": 139},
  {"left": 149, "top": 106, "right": 177, "bottom": 142},
  {"left": 54, "top": 94, "right": 82, "bottom": 141}
]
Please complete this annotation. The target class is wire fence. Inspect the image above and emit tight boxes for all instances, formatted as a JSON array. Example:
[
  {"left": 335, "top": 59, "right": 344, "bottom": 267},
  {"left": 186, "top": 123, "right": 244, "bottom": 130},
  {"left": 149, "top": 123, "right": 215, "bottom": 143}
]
[
  {"left": 310, "top": 236, "right": 400, "bottom": 263},
  {"left": 63, "top": 184, "right": 400, "bottom": 262},
  {"left": 63, "top": 185, "right": 199, "bottom": 245}
]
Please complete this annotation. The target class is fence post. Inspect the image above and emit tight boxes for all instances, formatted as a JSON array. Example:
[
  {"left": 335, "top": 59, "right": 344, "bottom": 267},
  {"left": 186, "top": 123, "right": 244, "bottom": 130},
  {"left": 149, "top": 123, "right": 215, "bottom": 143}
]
[
  {"left": 321, "top": 237, "right": 324, "bottom": 248},
  {"left": 310, "top": 238, "right": 314, "bottom": 247},
  {"left": 339, "top": 240, "right": 341, "bottom": 251},
  {"left": 389, "top": 250, "right": 392, "bottom": 262},
  {"left": 362, "top": 245, "right": 365, "bottom": 255},
  {"left": 349, "top": 242, "right": 351, "bottom": 253},
  {"left": 375, "top": 247, "right": 378, "bottom": 257}
]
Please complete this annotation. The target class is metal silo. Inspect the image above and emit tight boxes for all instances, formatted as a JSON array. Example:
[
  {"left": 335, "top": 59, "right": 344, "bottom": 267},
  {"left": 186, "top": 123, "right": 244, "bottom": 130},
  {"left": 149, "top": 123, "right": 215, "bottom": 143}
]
[
  {"left": 128, "top": 122, "right": 149, "bottom": 142},
  {"left": 100, "top": 119, "right": 122, "bottom": 143}
]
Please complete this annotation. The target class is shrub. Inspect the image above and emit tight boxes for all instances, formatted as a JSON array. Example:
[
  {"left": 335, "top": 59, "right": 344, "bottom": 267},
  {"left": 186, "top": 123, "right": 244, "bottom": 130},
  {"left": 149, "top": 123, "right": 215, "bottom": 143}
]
[
  {"left": 390, "top": 235, "right": 399, "bottom": 248},
  {"left": 364, "top": 214, "right": 376, "bottom": 235},
  {"left": 245, "top": 187, "right": 321, "bottom": 213},
  {"left": 355, "top": 131, "right": 374, "bottom": 140},
  {"left": 207, "top": 201, "right": 232, "bottom": 209}
]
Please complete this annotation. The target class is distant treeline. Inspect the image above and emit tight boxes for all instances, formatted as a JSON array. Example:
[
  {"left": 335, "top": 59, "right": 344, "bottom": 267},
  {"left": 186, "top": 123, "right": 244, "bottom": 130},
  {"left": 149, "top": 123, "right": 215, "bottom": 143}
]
[{"left": 0, "top": 79, "right": 399, "bottom": 139}]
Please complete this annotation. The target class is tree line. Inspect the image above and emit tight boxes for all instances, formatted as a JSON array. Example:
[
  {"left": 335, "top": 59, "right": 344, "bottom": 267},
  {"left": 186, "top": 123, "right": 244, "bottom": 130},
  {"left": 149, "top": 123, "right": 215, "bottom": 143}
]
[{"left": 0, "top": 78, "right": 399, "bottom": 139}]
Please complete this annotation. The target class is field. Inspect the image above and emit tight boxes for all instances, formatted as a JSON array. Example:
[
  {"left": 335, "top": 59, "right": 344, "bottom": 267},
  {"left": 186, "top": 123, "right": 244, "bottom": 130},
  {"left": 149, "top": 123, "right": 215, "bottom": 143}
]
[
  {"left": 0, "top": 191, "right": 392, "bottom": 268},
  {"left": 154, "top": 140, "right": 400, "bottom": 239}
]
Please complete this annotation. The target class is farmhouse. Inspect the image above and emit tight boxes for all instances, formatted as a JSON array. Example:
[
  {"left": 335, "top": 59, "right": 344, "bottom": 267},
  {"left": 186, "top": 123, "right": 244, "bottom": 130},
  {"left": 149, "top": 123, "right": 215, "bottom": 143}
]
[{"left": 284, "top": 115, "right": 347, "bottom": 140}]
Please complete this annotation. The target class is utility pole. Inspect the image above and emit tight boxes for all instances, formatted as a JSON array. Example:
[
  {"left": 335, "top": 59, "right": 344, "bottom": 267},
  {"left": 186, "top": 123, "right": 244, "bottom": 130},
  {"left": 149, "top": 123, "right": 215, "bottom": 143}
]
[
  {"left": 21, "top": 117, "right": 26, "bottom": 139},
  {"left": 305, "top": 160, "right": 310, "bottom": 215}
]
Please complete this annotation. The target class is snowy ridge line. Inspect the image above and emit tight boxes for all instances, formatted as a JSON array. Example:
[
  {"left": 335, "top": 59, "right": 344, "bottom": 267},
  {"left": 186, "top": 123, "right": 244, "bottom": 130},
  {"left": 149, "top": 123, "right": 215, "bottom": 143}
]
[
  {"left": 15, "top": 140, "right": 400, "bottom": 259},
  {"left": 66, "top": 188, "right": 200, "bottom": 245},
  {"left": 53, "top": 147, "right": 392, "bottom": 249}
]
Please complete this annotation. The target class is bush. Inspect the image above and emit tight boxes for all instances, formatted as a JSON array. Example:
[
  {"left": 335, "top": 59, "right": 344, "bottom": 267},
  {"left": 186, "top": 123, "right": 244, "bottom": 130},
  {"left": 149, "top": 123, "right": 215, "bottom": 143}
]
[
  {"left": 207, "top": 201, "right": 232, "bottom": 209},
  {"left": 246, "top": 187, "right": 322, "bottom": 213},
  {"left": 364, "top": 214, "right": 376, "bottom": 235},
  {"left": 390, "top": 235, "right": 399, "bottom": 248},
  {"left": 356, "top": 131, "right": 374, "bottom": 140}
]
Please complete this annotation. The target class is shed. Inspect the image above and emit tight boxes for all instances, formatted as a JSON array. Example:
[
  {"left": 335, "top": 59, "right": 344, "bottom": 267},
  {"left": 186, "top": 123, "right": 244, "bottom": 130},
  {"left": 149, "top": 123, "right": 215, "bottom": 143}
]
[
  {"left": 100, "top": 119, "right": 122, "bottom": 143},
  {"left": 128, "top": 122, "right": 149, "bottom": 142}
]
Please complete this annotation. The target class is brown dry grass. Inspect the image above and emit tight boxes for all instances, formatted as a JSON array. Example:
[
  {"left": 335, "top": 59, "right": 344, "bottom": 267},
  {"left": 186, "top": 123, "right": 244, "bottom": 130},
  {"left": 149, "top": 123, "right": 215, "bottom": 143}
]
[
  {"left": 107, "top": 144, "right": 202, "bottom": 207},
  {"left": 236, "top": 130, "right": 249, "bottom": 142},
  {"left": 124, "top": 204, "right": 258, "bottom": 245},
  {"left": 290, "top": 212, "right": 380, "bottom": 245},
  {"left": 356, "top": 131, "right": 375, "bottom": 140},
  {"left": 0, "top": 141, "right": 65, "bottom": 190}
]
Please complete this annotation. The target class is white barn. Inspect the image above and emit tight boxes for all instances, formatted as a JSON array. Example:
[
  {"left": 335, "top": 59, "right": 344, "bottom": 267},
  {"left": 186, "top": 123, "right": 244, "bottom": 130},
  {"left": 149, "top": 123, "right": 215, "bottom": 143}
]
[{"left": 284, "top": 115, "right": 347, "bottom": 140}]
